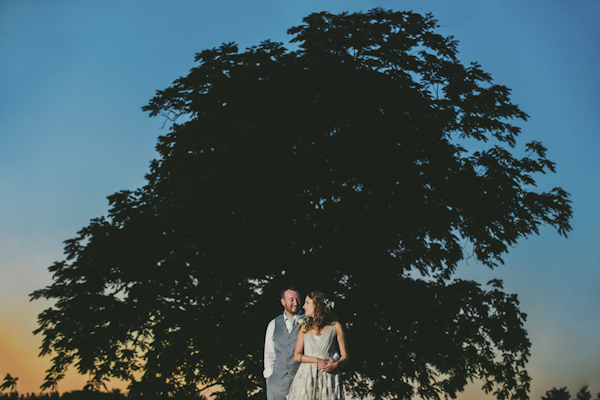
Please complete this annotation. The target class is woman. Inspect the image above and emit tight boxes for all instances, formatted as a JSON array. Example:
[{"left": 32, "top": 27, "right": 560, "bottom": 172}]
[{"left": 286, "top": 292, "right": 348, "bottom": 400}]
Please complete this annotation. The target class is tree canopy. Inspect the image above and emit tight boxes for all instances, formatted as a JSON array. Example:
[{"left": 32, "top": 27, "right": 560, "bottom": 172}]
[
  {"left": 576, "top": 386, "right": 593, "bottom": 400},
  {"left": 542, "top": 387, "right": 571, "bottom": 400},
  {"left": 31, "top": 8, "right": 571, "bottom": 400}
]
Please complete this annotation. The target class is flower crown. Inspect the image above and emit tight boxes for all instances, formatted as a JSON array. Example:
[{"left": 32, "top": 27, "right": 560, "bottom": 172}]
[{"left": 323, "top": 298, "right": 334, "bottom": 310}]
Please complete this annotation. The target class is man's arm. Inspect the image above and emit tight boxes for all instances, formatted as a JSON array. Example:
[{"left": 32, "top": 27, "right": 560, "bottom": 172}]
[{"left": 263, "top": 319, "right": 276, "bottom": 380}]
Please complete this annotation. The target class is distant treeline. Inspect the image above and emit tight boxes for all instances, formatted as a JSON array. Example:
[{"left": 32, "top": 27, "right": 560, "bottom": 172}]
[
  {"left": 0, "top": 391, "right": 206, "bottom": 400},
  {"left": 0, "top": 390, "right": 124, "bottom": 400},
  {"left": 542, "top": 385, "right": 599, "bottom": 400},
  {"left": 0, "top": 386, "right": 596, "bottom": 399}
]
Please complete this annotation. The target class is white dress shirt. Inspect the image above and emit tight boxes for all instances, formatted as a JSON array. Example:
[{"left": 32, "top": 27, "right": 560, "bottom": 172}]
[{"left": 263, "top": 312, "right": 304, "bottom": 378}]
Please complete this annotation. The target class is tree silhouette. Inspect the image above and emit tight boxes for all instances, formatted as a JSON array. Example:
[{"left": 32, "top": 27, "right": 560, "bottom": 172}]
[
  {"left": 31, "top": 8, "right": 571, "bottom": 400},
  {"left": 0, "top": 374, "right": 18, "bottom": 392},
  {"left": 542, "top": 387, "right": 571, "bottom": 400},
  {"left": 576, "top": 385, "right": 592, "bottom": 400}
]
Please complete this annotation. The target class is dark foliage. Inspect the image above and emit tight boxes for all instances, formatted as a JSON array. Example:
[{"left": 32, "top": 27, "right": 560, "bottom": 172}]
[
  {"left": 542, "top": 387, "right": 571, "bottom": 400},
  {"left": 576, "top": 385, "right": 592, "bottom": 400},
  {"left": 0, "top": 376, "right": 19, "bottom": 393},
  {"left": 31, "top": 8, "right": 571, "bottom": 400},
  {"left": 0, "top": 390, "right": 205, "bottom": 400},
  {"left": 0, "top": 392, "right": 60, "bottom": 400},
  {"left": 538, "top": 386, "right": 598, "bottom": 400}
]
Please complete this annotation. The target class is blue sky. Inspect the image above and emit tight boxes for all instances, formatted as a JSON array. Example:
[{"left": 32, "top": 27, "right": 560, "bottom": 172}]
[{"left": 1, "top": 0, "right": 599, "bottom": 398}]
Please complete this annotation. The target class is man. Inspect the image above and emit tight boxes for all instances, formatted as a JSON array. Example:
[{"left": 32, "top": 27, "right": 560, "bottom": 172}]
[{"left": 264, "top": 286, "right": 304, "bottom": 400}]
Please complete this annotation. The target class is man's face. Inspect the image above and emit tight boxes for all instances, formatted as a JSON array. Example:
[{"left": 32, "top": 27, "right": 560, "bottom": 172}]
[{"left": 281, "top": 290, "right": 301, "bottom": 316}]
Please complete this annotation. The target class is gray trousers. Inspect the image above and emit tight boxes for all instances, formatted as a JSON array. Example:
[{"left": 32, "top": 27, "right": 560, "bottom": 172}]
[{"left": 266, "top": 371, "right": 295, "bottom": 400}]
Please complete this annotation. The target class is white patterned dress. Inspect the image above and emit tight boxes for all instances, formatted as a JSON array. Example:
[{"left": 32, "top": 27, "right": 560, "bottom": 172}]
[{"left": 286, "top": 324, "right": 345, "bottom": 400}]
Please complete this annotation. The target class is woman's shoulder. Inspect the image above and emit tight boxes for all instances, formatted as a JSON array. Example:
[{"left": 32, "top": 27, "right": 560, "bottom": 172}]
[
  {"left": 327, "top": 321, "right": 341, "bottom": 332},
  {"left": 333, "top": 321, "right": 344, "bottom": 333}
]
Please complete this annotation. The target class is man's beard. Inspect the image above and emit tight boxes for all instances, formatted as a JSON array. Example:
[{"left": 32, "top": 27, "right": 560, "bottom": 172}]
[{"left": 286, "top": 306, "right": 300, "bottom": 315}]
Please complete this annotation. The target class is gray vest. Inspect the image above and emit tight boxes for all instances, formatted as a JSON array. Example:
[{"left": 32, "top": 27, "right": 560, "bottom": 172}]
[{"left": 273, "top": 314, "right": 301, "bottom": 378}]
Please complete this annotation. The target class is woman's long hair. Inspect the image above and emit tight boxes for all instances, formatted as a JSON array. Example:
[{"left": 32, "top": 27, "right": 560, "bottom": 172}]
[{"left": 303, "top": 291, "right": 337, "bottom": 334}]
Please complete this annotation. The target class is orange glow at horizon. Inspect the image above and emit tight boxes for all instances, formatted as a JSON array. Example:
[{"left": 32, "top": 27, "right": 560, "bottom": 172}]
[{"left": 0, "top": 296, "right": 125, "bottom": 394}]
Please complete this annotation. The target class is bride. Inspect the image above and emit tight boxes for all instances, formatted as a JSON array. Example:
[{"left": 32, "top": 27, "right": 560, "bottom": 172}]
[{"left": 286, "top": 292, "right": 348, "bottom": 400}]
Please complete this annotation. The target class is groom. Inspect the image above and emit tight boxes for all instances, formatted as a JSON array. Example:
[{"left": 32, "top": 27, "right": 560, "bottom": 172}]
[{"left": 264, "top": 286, "right": 304, "bottom": 400}]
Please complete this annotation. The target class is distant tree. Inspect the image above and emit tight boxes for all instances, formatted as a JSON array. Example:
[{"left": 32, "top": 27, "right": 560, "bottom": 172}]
[
  {"left": 61, "top": 389, "right": 128, "bottom": 400},
  {"left": 576, "top": 385, "right": 592, "bottom": 400},
  {"left": 31, "top": 8, "right": 571, "bottom": 400},
  {"left": 542, "top": 387, "right": 571, "bottom": 400},
  {"left": 0, "top": 374, "right": 18, "bottom": 392},
  {"left": 0, "top": 392, "right": 62, "bottom": 400}
]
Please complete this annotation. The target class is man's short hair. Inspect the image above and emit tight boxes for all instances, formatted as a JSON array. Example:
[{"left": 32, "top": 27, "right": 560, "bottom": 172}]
[{"left": 280, "top": 285, "right": 300, "bottom": 299}]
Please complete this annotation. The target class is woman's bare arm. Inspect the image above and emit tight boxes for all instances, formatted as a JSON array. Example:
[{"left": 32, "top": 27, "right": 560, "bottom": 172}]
[
  {"left": 294, "top": 329, "right": 328, "bottom": 369},
  {"left": 332, "top": 321, "right": 349, "bottom": 368},
  {"left": 293, "top": 329, "right": 305, "bottom": 362}
]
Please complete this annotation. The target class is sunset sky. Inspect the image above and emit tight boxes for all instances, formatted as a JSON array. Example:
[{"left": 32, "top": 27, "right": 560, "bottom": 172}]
[{"left": 1, "top": 1, "right": 599, "bottom": 398}]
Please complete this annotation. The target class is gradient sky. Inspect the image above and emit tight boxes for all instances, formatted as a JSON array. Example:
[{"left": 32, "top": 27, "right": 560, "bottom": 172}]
[{"left": 1, "top": 1, "right": 599, "bottom": 398}]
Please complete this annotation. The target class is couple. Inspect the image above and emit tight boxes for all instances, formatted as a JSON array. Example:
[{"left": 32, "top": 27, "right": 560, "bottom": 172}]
[{"left": 264, "top": 286, "right": 348, "bottom": 400}]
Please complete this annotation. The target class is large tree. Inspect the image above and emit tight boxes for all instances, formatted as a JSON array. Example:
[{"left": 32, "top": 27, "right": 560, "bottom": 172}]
[{"left": 31, "top": 9, "right": 571, "bottom": 400}]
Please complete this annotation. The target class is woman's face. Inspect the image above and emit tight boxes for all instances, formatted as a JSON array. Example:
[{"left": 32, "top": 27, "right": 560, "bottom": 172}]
[{"left": 303, "top": 296, "right": 315, "bottom": 317}]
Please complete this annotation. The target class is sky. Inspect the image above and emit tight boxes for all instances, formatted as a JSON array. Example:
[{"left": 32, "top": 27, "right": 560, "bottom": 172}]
[{"left": 1, "top": 0, "right": 599, "bottom": 398}]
